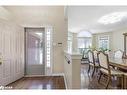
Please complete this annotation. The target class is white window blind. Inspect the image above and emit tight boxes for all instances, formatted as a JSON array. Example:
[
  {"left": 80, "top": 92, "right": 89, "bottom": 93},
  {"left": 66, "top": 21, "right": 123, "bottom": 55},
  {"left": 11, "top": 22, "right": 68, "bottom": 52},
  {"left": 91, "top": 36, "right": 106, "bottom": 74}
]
[{"left": 98, "top": 35, "right": 109, "bottom": 49}]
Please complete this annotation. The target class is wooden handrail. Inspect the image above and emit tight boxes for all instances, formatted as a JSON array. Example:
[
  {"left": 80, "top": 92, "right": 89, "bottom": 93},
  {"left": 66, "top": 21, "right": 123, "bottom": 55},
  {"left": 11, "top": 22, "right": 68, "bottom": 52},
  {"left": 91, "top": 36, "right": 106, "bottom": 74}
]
[{"left": 65, "top": 56, "right": 71, "bottom": 64}]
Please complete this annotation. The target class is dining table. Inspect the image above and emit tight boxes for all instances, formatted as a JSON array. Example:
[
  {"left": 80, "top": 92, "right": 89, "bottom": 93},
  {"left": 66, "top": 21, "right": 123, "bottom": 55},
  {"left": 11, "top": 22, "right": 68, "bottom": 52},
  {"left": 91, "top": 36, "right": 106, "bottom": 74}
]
[
  {"left": 109, "top": 57, "right": 127, "bottom": 70},
  {"left": 109, "top": 57, "right": 127, "bottom": 89}
]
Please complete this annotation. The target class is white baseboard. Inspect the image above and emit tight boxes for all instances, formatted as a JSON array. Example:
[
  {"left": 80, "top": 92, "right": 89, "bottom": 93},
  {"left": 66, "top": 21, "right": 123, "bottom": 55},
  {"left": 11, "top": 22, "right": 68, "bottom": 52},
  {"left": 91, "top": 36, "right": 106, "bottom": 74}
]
[
  {"left": 52, "top": 73, "right": 64, "bottom": 76},
  {"left": 63, "top": 74, "right": 67, "bottom": 89},
  {"left": 24, "top": 73, "right": 64, "bottom": 77},
  {"left": 24, "top": 75, "right": 47, "bottom": 77},
  {"left": 25, "top": 73, "right": 64, "bottom": 77}
]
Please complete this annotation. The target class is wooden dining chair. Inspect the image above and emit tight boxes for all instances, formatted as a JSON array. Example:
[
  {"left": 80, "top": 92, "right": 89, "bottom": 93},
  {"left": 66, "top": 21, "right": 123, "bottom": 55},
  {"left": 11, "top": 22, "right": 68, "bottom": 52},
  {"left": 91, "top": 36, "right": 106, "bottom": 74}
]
[
  {"left": 81, "top": 50, "right": 89, "bottom": 64},
  {"left": 93, "top": 49, "right": 98, "bottom": 60},
  {"left": 97, "top": 51, "right": 124, "bottom": 89},
  {"left": 113, "top": 50, "right": 124, "bottom": 71},
  {"left": 105, "top": 50, "right": 113, "bottom": 58},
  {"left": 87, "top": 50, "right": 100, "bottom": 77},
  {"left": 114, "top": 50, "right": 124, "bottom": 58}
]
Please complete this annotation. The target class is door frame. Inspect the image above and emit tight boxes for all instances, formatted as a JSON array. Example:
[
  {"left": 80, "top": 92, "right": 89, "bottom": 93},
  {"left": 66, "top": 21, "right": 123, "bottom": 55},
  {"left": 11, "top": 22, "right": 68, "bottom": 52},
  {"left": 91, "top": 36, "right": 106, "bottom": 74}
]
[{"left": 24, "top": 27, "right": 45, "bottom": 75}]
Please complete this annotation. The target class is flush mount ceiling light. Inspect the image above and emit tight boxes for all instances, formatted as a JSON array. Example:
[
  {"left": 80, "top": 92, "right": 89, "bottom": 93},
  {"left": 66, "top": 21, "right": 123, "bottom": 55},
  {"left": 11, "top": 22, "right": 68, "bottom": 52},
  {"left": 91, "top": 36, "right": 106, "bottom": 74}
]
[{"left": 98, "top": 12, "right": 127, "bottom": 24}]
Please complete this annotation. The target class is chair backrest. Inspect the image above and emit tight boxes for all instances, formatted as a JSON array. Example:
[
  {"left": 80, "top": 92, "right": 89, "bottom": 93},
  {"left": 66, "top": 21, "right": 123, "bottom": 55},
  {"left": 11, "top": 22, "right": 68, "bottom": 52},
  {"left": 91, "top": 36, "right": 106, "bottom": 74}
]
[
  {"left": 97, "top": 51, "right": 110, "bottom": 70},
  {"left": 82, "top": 50, "right": 87, "bottom": 59},
  {"left": 87, "top": 50, "right": 94, "bottom": 64},
  {"left": 93, "top": 50, "right": 98, "bottom": 59},
  {"left": 114, "top": 50, "right": 123, "bottom": 58},
  {"left": 105, "top": 50, "right": 112, "bottom": 58}
]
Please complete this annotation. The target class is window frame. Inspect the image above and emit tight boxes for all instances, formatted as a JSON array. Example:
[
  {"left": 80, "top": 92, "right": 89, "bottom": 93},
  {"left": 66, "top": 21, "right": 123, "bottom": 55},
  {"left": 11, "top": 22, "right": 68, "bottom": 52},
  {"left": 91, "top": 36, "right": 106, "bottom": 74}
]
[
  {"left": 98, "top": 35, "right": 110, "bottom": 50},
  {"left": 67, "top": 32, "right": 73, "bottom": 53},
  {"left": 77, "top": 37, "right": 92, "bottom": 54}
]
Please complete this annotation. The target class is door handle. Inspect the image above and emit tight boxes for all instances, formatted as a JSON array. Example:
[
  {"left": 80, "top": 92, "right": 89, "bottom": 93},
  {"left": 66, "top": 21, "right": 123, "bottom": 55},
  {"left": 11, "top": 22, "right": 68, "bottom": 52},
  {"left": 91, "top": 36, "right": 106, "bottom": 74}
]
[
  {"left": 0, "top": 58, "right": 2, "bottom": 65},
  {"left": 0, "top": 53, "right": 2, "bottom": 65}
]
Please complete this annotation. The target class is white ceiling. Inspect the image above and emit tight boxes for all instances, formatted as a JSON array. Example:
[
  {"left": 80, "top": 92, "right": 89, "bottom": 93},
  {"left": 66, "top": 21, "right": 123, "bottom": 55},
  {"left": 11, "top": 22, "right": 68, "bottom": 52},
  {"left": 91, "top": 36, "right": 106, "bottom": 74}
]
[
  {"left": 3, "top": 6, "right": 64, "bottom": 27},
  {"left": 2, "top": 6, "right": 127, "bottom": 34},
  {"left": 68, "top": 6, "right": 127, "bottom": 34}
]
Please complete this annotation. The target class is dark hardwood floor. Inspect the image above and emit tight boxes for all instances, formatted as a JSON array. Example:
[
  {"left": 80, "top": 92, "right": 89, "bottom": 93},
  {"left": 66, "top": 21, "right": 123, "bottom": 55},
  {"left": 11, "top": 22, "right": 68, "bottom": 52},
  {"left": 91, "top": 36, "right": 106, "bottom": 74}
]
[
  {"left": 7, "top": 76, "right": 65, "bottom": 89},
  {"left": 81, "top": 64, "right": 120, "bottom": 89},
  {"left": 6, "top": 64, "right": 120, "bottom": 89}
]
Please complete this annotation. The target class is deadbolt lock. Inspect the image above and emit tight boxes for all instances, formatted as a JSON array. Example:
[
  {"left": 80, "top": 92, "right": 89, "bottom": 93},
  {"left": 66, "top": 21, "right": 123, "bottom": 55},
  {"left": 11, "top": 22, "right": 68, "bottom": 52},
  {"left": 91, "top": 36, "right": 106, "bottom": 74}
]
[{"left": 0, "top": 58, "right": 2, "bottom": 65}]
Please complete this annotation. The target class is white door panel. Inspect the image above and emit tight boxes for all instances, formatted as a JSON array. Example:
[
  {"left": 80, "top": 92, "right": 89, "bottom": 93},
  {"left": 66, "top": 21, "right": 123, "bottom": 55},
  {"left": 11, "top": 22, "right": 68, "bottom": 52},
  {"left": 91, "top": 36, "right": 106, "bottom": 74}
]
[
  {"left": 0, "top": 21, "right": 24, "bottom": 86},
  {"left": 2, "top": 60, "right": 11, "bottom": 85}
]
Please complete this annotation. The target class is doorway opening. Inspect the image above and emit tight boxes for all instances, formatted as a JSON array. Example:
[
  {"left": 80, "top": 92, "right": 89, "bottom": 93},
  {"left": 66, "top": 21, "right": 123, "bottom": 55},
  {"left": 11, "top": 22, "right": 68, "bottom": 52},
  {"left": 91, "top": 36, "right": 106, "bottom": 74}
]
[{"left": 25, "top": 27, "right": 52, "bottom": 76}]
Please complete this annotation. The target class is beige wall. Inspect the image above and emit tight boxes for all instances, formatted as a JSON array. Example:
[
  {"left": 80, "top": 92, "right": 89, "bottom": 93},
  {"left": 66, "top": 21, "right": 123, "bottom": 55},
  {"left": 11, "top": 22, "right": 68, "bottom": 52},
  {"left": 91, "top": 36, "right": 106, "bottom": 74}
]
[
  {"left": 92, "top": 28, "right": 127, "bottom": 52},
  {"left": 112, "top": 28, "right": 126, "bottom": 51},
  {"left": 0, "top": 7, "right": 12, "bottom": 20},
  {"left": 0, "top": 6, "right": 68, "bottom": 75},
  {"left": 92, "top": 32, "right": 113, "bottom": 50},
  {"left": 51, "top": 8, "right": 68, "bottom": 74}
]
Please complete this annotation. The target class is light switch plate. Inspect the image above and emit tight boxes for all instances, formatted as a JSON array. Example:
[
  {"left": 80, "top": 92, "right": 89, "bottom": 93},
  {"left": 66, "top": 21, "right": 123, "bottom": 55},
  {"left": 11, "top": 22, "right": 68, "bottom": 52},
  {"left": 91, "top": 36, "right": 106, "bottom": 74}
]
[{"left": 58, "top": 43, "right": 62, "bottom": 47}]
